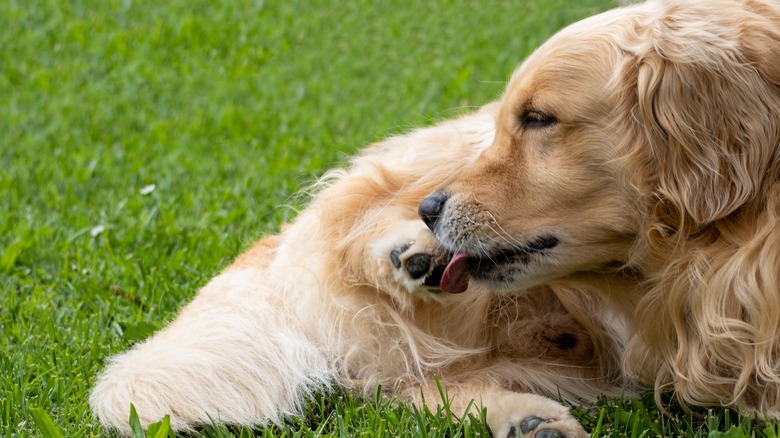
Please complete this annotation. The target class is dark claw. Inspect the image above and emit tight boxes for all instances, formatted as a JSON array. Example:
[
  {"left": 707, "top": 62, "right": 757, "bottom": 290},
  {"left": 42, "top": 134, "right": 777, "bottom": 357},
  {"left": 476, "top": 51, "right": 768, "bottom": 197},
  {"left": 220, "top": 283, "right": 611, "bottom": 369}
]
[
  {"left": 390, "top": 245, "right": 410, "bottom": 269},
  {"left": 520, "top": 416, "right": 544, "bottom": 434},
  {"left": 506, "top": 424, "right": 518, "bottom": 438},
  {"left": 536, "top": 429, "right": 562, "bottom": 438},
  {"left": 405, "top": 253, "right": 431, "bottom": 279}
]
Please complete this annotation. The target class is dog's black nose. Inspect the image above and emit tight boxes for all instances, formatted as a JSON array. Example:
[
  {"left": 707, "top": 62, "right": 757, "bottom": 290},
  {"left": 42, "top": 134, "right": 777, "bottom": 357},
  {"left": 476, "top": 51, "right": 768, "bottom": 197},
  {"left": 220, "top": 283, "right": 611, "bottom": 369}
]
[{"left": 419, "top": 191, "right": 448, "bottom": 230}]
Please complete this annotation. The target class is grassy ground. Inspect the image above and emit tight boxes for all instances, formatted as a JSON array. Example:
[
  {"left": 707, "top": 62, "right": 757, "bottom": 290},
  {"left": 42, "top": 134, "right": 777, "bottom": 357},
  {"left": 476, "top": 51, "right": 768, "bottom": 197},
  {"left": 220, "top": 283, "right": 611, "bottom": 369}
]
[{"left": 2, "top": 0, "right": 778, "bottom": 436}]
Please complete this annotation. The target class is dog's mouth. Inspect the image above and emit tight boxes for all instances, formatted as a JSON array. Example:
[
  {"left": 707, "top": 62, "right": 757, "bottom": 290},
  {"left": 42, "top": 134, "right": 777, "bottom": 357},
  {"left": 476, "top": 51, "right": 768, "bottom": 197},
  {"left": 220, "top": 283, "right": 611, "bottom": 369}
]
[
  {"left": 439, "top": 235, "right": 559, "bottom": 294},
  {"left": 422, "top": 265, "right": 446, "bottom": 289}
]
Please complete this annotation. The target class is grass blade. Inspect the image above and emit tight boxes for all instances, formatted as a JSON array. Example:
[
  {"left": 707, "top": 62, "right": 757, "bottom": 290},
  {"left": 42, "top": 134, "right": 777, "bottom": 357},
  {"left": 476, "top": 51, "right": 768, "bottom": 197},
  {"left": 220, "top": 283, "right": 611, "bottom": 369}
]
[
  {"left": 129, "top": 404, "right": 145, "bottom": 438},
  {"left": 146, "top": 415, "right": 173, "bottom": 438},
  {"left": 29, "top": 407, "right": 63, "bottom": 438}
]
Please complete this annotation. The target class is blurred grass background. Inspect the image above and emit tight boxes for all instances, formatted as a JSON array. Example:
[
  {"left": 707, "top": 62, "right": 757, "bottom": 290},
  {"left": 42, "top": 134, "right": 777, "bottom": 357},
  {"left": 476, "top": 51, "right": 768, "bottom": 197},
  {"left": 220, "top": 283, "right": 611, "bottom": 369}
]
[{"left": 2, "top": 0, "right": 774, "bottom": 436}]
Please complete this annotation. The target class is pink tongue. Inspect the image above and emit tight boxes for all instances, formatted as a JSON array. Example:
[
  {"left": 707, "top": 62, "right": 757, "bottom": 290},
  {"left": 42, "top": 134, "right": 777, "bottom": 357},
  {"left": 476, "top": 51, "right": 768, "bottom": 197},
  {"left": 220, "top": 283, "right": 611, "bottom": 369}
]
[{"left": 441, "top": 252, "right": 471, "bottom": 294}]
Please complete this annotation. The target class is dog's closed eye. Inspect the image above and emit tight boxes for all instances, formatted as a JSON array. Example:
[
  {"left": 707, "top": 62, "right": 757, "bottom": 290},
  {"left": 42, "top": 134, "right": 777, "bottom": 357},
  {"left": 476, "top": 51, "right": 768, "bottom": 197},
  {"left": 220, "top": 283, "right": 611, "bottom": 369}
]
[{"left": 520, "top": 110, "right": 557, "bottom": 129}]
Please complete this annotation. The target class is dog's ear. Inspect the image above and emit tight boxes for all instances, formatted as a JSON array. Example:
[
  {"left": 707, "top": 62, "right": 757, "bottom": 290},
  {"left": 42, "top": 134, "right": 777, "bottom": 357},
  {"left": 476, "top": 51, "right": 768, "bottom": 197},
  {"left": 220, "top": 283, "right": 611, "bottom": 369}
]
[{"left": 635, "top": 4, "right": 780, "bottom": 226}]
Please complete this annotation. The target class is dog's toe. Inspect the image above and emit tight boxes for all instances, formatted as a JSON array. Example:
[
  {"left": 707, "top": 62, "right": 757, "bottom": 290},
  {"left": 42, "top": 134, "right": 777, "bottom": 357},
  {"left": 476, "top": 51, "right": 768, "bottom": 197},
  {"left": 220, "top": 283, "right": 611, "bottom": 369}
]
[
  {"left": 390, "top": 244, "right": 410, "bottom": 269},
  {"left": 405, "top": 253, "right": 431, "bottom": 279},
  {"left": 535, "top": 429, "right": 563, "bottom": 438},
  {"left": 520, "top": 416, "right": 544, "bottom": 434}
]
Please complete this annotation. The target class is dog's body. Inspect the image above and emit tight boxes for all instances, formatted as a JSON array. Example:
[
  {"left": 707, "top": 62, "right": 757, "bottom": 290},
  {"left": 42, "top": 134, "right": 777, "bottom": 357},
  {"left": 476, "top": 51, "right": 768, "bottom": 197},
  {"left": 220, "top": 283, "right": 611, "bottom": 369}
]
[
  {"left": 90, "top": 105, "right": 627, "bottom": 437},
  {"left": 420, "top": 0, "right": 780, "bottom": 418},
  {"left": 92, "top": 0, "right": 780, "bottom": 434}
]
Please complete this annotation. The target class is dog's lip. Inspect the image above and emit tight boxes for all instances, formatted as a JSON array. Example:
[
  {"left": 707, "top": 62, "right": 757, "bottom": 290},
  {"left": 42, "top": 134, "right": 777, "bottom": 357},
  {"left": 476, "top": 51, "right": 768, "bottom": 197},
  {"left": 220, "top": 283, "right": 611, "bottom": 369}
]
[{"left": 439, "top": 235, "right": 560, "bottom": 294}]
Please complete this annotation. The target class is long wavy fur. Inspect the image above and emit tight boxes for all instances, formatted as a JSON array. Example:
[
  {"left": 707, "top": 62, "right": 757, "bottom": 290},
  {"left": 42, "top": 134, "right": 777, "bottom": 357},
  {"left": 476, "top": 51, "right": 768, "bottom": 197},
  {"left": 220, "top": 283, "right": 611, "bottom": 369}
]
[
  {"left": 407, "top": 0, "right": 780, "bottom": 421},
  {"left": 90, "top": 104, "right": 625, "bottom": 436},
  {"left": 612, "top": 0, "right": 780, "bottom": 415}
]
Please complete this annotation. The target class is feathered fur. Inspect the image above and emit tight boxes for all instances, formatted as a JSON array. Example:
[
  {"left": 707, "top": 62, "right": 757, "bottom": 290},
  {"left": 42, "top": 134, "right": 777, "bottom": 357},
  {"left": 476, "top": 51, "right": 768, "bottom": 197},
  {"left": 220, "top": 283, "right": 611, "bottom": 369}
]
[
  {"left": 427, "top": 0, "right": 780, "bottom": 419},
  {"left": 90, "top": 104, "right": 626, "bottom": 437}
]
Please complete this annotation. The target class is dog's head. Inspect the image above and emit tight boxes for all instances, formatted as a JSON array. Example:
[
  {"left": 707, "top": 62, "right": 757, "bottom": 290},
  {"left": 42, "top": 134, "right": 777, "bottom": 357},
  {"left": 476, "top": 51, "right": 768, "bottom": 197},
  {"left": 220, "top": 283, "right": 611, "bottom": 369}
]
[{"left": 421, "top": 0, "right": 780, "bottom": 294}]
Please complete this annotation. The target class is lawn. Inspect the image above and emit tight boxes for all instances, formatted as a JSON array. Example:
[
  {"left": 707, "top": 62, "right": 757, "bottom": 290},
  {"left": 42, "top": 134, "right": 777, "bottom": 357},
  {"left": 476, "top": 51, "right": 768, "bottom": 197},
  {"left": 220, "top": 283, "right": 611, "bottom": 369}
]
[{"left": 1, "top": 0, "right": 777, "bottom": 436}]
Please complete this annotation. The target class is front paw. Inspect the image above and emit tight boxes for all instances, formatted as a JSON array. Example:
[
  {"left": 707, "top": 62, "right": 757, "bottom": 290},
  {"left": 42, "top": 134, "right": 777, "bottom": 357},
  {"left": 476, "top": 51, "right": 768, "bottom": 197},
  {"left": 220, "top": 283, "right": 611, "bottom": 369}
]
[
  {"left": 503, "top": 415, "right": 586, "bottom": 438},
  {"left": 371, "top": 220, "right": 450, "bottom": 295},
  {"left": 489, "top": 394, "right": 587, "bottom": 438},
  {"left": 495, "top": 415, "right": 588, "bottom": 438},
  {"left": 390, "top": 242, "right": 447, "bottom": 289}
]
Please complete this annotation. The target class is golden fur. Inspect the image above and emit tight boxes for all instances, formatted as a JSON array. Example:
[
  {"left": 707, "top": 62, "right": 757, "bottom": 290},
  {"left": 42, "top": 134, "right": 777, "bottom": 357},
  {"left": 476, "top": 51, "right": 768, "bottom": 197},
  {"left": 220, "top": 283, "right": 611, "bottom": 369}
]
[
  {"left": 90, "top": 104, "right": 627, "bottom": 437},
  {"left": 425, "top": 0, "right": 780, "bottom": 418}
]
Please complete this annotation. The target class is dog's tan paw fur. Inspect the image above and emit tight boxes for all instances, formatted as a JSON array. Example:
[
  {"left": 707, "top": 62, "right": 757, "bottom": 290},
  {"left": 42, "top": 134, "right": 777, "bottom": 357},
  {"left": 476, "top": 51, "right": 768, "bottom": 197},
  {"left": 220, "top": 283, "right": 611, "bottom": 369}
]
[{"left": 488, "top": 393, "right": 587, "bottom": 438}]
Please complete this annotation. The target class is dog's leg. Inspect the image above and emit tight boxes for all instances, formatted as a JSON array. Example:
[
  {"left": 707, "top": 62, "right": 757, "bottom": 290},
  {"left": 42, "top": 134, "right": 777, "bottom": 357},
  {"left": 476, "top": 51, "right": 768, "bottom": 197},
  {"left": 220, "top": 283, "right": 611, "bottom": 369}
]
[
  {"left": 90, "top": 267, "right": 331, "bottom": 435},
  {"left": 410, "top": 382, "right": 588, "bottom": 438}
]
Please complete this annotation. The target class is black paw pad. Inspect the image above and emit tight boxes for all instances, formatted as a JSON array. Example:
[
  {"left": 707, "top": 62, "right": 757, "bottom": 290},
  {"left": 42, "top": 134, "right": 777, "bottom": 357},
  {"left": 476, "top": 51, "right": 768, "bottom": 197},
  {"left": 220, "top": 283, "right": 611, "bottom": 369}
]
[
  {"left": 405, "top": 253, "right": 431, "bottom": 279},
  {"left": 536, "top": 429, "right": 562, "bottom": 438},
  {"left": 506, "top": 424, "right": 518, "bottom": 438},
  {"left": 390, "top": 245, "right": 410, "bottom": 269},
  {"left": 520, "top": 416, "right": 544, "bottom": 434}
]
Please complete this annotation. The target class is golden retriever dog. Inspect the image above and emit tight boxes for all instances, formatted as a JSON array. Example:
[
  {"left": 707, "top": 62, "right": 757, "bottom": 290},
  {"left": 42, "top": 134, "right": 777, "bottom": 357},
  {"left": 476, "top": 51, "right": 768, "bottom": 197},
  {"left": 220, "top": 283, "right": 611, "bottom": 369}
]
[
  {"left": 90, "top": 104, "right": 627, "bottom": 437},
  {"left": 419, "top": 0, "right": 780, "bottom": 419}
]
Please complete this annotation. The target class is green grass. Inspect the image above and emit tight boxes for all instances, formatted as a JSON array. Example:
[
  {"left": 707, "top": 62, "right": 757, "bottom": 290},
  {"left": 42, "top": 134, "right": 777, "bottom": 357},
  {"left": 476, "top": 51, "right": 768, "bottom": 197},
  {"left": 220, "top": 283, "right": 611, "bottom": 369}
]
[{"left": 2, "top": 0, "right": 778, "bottom": 436}]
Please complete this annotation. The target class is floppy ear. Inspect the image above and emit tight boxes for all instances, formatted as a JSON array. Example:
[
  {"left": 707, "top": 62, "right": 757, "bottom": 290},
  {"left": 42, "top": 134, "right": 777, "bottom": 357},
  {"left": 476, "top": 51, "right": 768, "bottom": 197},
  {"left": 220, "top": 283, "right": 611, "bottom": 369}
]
[{"left": 635, "top": 6, "right": 780, "bottom": 226}]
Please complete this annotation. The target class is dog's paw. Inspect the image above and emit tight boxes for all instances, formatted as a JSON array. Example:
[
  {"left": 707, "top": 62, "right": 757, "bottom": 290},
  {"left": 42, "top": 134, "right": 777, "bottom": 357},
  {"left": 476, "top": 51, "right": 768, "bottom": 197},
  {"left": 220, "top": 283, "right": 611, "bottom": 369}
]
[
  {"left": 371, "top": 220, "right": 450, "bottom": 294},
  {"left": 501, "top": 415, "right": 587, "bottom": 438},
  {"left": 489, "top": 394, "right": 587, "bottom": 438},
  {"left": 390, "top": 242, "right": 446, "bottom": 287}
]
